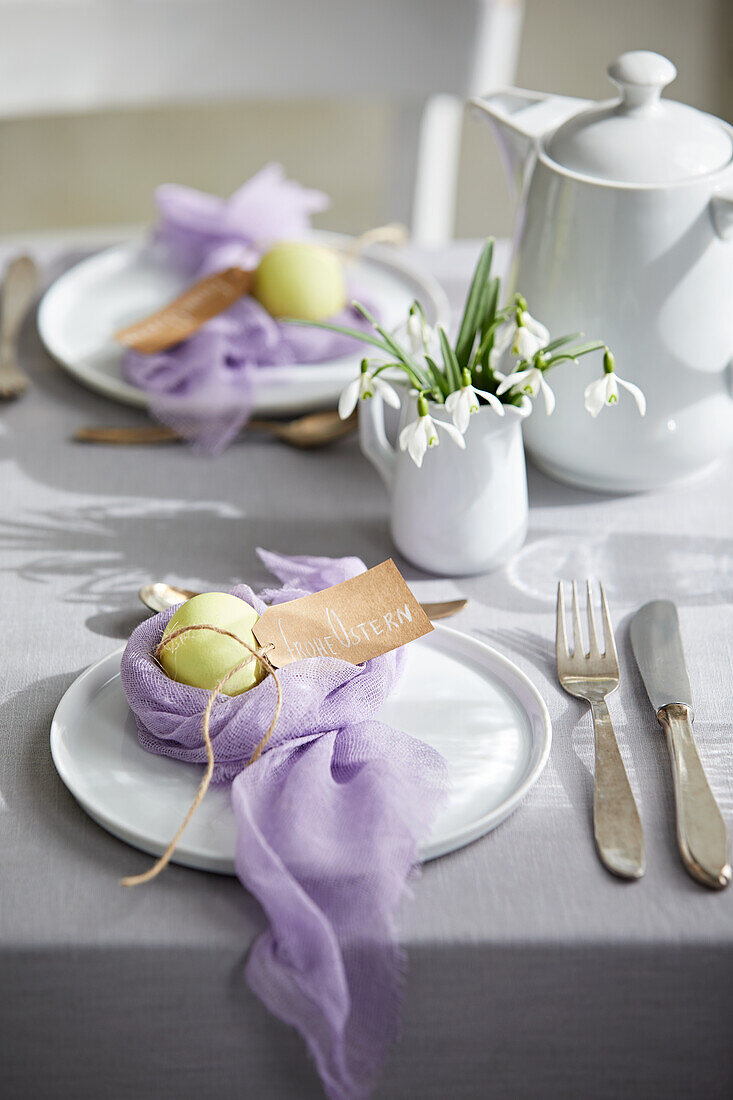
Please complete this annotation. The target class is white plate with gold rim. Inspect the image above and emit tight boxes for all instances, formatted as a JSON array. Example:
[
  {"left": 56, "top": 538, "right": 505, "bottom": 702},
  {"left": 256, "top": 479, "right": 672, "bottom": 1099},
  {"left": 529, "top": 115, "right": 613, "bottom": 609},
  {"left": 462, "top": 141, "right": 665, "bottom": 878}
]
[
  {"left": 50, "top": 625, "right": 551, "bottom": 872},
  {"left": 37, "top": 232, "right": 449, "bottom": 417}
]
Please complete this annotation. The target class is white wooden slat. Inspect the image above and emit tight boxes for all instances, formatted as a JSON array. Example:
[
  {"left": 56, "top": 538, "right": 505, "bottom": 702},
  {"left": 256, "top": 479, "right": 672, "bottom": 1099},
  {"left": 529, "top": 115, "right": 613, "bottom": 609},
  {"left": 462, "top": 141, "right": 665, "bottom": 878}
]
[
  {"left": 0, "top": 0, "right": 497, "bottom": 116},
  {"left": 0, "top": 0, "right": 525, "bottom": 243}
]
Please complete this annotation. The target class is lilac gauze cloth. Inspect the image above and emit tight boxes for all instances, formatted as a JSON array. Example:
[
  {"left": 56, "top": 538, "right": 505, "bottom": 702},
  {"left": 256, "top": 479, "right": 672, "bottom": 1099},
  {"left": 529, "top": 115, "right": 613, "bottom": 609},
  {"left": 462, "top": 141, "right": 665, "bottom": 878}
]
[
  {"left": 121, "top": 164, "right": 376, "bottom": 453},
  {"left": 120, "top": 550, "right": 448, "bottom": 1099}
]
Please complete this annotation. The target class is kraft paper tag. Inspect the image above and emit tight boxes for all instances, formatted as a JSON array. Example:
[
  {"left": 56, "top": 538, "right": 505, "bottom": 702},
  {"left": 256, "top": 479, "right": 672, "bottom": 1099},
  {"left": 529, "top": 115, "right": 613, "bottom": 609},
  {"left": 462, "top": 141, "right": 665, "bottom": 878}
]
[
  {"left": 115, "top": 267, "right": 254, "bottom": 354},
  {"left": 253, "top": 559, "right": 433, "bottom": 668}
]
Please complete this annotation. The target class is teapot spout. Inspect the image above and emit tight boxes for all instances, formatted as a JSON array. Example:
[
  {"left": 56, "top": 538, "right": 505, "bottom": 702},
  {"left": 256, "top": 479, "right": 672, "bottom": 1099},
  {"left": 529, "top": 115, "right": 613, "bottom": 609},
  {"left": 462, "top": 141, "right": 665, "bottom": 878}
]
[{"left": 471, "top": 89, "right": 592, "bottom": 194}]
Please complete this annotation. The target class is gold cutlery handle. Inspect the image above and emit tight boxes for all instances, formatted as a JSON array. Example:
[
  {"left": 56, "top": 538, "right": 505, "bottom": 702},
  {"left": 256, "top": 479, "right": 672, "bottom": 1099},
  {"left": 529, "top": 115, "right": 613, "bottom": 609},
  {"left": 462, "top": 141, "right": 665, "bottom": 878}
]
[
  {"left": 74, "top": 425, "right": 180, "bottom": 444},
  {"left": 0, "top": 255, "right": 37, "bottom": 352},
  {"left": 590, "top": 698, "right": 645, "bottom": 879},
  {"left": 657, "top": 703, "right": 730, "bottom": 889}
]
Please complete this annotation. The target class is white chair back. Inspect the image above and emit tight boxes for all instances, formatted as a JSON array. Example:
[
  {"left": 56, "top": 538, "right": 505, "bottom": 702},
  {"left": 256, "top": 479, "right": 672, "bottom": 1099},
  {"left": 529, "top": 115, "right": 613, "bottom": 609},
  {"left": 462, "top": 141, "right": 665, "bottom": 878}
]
[{"left": 0, "top": 0, "right": 523, "bottom": 243}]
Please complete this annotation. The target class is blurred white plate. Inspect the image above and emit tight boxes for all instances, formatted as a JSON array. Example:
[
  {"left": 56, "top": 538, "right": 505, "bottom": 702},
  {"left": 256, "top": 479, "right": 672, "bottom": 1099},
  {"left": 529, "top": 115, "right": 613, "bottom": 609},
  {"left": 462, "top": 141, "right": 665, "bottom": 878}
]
[
  {"left": 37, "top": 232, "right": 449, "bottom": 417},
  {"left": 50, "top": 625, "right": 551, "bottom": 872}
]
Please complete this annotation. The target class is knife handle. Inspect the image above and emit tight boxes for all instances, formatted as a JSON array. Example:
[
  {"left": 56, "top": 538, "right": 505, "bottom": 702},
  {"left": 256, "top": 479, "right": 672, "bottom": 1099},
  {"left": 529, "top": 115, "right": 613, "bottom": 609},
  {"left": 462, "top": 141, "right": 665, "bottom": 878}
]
[
  {"left": 591, "top": 698, "right": 645, "bottom": 880},
  {"left": 658, "top": 703, "right": 731, "bottom": 889}
]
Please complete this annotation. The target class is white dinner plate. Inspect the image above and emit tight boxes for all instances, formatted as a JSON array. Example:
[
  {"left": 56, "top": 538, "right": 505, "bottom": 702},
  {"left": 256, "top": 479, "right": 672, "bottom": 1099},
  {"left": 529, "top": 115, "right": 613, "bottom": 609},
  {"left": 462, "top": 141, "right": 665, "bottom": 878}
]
[
  {"left": 50, "top": 625, "right": 551, "bottom": 872},
  {"left": 37, "top": 233, "right": 449, "bottom": 417}
]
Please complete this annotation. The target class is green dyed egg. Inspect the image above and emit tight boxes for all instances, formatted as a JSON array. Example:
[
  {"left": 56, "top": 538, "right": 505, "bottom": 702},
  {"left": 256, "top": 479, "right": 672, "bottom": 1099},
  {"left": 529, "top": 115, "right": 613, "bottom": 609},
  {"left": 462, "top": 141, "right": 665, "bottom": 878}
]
[
  {"left": 158, "top": 592, "right": 265, "bottom": 696},
  {"left": 252, "top": 241, "right": 346, "bottom": 321}
]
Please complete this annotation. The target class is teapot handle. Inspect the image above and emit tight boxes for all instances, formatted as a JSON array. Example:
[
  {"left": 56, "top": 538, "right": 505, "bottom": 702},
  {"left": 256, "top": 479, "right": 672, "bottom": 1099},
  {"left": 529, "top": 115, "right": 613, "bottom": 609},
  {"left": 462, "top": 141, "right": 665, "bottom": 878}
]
[
  {"left": 358, "top": 393, "right": 396, "bottom": 489},
  {"left": 711, "top": 191, "right": 733, "bottom": 240}
]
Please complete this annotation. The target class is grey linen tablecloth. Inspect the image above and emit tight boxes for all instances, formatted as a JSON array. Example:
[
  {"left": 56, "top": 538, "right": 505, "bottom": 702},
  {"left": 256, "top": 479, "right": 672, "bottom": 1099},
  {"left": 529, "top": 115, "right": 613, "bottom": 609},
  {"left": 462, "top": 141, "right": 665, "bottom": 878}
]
[{"left": 0, "top": 238, "right": 732, "bottom": 1100}]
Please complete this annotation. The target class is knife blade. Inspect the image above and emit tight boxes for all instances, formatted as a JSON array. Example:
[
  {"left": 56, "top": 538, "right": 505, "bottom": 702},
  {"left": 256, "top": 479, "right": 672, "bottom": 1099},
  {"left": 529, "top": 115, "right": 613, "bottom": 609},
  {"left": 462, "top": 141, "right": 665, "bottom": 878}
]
[
  {"left": 631, "top": 600, "right": 730, "bottom": 889},
  {"left": 630, "top": 600, "right": 692, "bottom": 712}
]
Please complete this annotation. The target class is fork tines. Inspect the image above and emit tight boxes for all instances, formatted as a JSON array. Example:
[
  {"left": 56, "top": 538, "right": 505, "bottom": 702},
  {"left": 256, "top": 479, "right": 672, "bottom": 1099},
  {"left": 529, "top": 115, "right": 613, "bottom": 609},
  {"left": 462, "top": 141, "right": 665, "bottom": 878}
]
[{"left": 556, "top": 580, "right": 617, "bottom": 662}]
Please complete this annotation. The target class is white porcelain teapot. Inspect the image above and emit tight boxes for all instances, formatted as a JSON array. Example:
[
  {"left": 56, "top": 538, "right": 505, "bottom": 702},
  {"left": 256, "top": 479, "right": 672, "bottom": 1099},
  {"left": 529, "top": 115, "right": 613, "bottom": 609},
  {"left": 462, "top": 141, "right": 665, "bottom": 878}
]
[{"left": 473, "top": 50, "right": 733, "bottom": 491}]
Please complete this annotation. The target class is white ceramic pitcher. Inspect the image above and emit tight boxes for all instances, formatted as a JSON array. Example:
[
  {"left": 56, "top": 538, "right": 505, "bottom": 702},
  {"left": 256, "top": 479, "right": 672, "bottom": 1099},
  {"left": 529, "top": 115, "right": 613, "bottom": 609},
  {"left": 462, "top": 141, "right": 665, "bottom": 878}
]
[
  {"left": 473, "top": 50, "right": 733, "bottom": 491},
  {"left": 359, "top": 392, "right": 530, "bottom": 576}
]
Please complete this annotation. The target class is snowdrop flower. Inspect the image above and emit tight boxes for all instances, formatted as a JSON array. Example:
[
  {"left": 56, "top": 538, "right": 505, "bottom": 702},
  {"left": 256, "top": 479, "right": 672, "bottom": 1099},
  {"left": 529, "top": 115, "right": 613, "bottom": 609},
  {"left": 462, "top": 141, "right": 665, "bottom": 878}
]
[
  {"left": 406, "top": 312, "right": 423, "bottom": 353},
  {"left": 406, "top": 312, "right": 427, "bottom": 354},
  {"left": 399, "top": 394, "right": 466, "bottom": 468},
  {"left": 445, "top": 369, "right": 505, "bottom": 433},
  {"left": 404, "top": 309, "right": 440, "bottom": 364},
  {"left": 496, "top": 364, "right": 556, "bottom": 415},
  {"left": 489, "top": 306, "right": 550, "bottom": 370},
  {"left": 338, "top": 359, "right": 401, "bottom": 419},
  {"left": 583, "top": 350, "right": 646, "bottom": 418}
]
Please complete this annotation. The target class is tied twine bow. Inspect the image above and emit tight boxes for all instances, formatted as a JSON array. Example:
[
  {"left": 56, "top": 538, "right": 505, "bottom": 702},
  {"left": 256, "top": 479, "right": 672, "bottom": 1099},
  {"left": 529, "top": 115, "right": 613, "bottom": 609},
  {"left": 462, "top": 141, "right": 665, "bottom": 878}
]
[{"left": 121, "top": 623, "right": 282, "bottom": 887}]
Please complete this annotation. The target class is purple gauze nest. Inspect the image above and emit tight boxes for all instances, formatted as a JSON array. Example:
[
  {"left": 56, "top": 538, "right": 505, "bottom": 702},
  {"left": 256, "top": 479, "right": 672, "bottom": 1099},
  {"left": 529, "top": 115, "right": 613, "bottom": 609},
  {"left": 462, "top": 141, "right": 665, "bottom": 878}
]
[
  {"left": 120, "top": 549, "right": 447, "bottom": 1100},
  {"left": 121, "top": 164, "right": 378, "bottom": 453}
]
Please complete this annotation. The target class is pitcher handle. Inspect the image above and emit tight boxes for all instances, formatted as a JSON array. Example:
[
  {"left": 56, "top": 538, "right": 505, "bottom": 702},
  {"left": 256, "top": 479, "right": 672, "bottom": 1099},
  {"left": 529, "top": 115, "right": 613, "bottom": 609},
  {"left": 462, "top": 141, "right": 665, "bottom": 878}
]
[{"left": 358, "top": 393, "right": 396, "bottom": 489}]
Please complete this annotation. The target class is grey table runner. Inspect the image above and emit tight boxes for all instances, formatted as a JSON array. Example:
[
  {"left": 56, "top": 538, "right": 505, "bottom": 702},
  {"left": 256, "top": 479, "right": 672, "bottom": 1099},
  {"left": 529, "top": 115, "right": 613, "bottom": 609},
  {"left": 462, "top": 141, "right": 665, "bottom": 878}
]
[{"left": 1, "top": 238, "right": 731, "bottom": 1099}]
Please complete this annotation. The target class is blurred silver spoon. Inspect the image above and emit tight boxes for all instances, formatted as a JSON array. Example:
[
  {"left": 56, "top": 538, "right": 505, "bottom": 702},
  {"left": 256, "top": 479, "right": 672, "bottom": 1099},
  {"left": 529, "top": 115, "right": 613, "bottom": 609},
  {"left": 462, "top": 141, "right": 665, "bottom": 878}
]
[{"left": 139, "top": 581, "right": 467, "bottom": 620}]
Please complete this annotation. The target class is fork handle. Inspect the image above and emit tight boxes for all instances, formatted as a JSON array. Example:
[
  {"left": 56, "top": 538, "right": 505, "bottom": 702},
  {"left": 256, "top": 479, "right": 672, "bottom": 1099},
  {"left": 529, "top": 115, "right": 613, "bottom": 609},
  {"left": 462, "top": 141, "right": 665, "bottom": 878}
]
[
  {"left": 590, "top": 698, "right": 645, "bottom": 879},
  {"left": 657, "top": 703, "right": 730, "bottom": 889}
]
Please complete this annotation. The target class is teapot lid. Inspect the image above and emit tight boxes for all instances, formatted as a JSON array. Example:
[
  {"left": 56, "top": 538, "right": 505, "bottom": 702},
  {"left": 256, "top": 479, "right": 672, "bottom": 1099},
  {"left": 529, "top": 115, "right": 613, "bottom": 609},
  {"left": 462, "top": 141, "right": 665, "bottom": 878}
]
[{"left": 546, "top": 51, "right": 732, "bottom": 184}]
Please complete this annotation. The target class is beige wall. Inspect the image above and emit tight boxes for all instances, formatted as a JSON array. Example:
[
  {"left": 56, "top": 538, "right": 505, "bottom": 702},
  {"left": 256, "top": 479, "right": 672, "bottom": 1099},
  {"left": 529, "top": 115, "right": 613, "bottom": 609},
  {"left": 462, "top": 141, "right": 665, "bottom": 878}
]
[{"left": 0, "top": 0, "right": 730, "bottom": 239}]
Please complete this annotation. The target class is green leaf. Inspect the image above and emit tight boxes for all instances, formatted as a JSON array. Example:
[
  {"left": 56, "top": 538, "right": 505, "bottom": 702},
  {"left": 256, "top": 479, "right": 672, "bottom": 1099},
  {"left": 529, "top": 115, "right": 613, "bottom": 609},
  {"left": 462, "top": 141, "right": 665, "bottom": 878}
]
[
  {"left": 438, "top": 325, "right": 462, "bottom": 392},
  {"left": 473, "top": 315, "right": 503, "bottom": 369},
  {"left": 425, "top": 355, "right": 451, "bottom": 399},
  {"left": 349, "top": 302, "right": 436, "bottom": 390},
  {"left": 480, "top": 277, "right": 500, "bottom": 343},
  {"left": 454, "top": 238, "right": 495, "bottom": 370},
  {"left": 353, "top": 303, "right": 422, "bottom": 367},
  {"left": 282, "top": 315, "right": 394, "bottom": 356}
]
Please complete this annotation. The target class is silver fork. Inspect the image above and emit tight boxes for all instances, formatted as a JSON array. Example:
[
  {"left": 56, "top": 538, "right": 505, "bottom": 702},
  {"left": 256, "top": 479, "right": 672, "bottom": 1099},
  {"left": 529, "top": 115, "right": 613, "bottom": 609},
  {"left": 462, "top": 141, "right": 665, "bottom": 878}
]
[
  {"left": 0, "top": 255, "right": 37, "bottom": 400},
  {"left": 556, "top": 580, "right": 645, "bottom": 880}
]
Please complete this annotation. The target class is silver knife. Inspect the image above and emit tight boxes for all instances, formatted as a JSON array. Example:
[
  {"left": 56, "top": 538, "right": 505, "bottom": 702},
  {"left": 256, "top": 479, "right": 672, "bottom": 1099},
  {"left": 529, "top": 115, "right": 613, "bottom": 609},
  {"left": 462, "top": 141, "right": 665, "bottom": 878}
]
[{"left": 630, "top": 600, "right": 730, "bottom": 889}]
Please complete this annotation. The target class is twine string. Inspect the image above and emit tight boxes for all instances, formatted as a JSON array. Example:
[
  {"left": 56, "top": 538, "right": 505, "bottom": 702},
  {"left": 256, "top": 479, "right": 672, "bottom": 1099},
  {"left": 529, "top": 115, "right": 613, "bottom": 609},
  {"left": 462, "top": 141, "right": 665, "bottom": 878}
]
[
  {"left": 121, "top": 623, "right": 282, "bottom": 888},
  {"left": 344, "top": 222, "right": 408, "bottom": 262}
]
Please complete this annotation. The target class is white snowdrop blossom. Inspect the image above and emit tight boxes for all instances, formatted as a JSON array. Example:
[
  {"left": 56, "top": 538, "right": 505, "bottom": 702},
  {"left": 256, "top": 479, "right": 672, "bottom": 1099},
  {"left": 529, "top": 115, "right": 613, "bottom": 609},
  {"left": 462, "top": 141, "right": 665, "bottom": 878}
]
[
  {"left": 497, "top": 366, "right": 556, "bottom": 415},
  {"left": 338, "top": 361, "right": 401, "bottom": 420},
  {"left": 489, "top": 309, "right": 550, "bottom": 370},
  {"left": 445, "top": 375, "right": 505, "bottom": 434},
  {"left": 406, "top": 312, "right": 423, "bottom": 355},
  {"left": 304, "top": 237, "right": 621, "bottom": 472},
  {"left": 399, "top": 396, "right": 466, "bottom": 468},
  {"left": 584, "top": 361, "right": 646, "bottom": 419},
  {"left": 403, "top": 311, "right": 439, "bottom": 362}
]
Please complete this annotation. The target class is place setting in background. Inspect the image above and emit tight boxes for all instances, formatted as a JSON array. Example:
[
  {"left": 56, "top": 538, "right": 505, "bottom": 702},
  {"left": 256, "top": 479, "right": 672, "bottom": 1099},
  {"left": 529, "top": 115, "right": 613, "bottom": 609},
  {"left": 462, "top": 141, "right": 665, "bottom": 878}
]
[{"left": 36, "top": 162, "right": 448, "bottom": 447}]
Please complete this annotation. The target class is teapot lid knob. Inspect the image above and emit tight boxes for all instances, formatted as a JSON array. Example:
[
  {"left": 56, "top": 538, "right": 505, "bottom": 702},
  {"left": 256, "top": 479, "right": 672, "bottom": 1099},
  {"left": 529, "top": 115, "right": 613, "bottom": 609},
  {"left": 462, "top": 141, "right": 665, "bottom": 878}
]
[{"left": 608, "top": 50, "right": 677, "bottom": 110}]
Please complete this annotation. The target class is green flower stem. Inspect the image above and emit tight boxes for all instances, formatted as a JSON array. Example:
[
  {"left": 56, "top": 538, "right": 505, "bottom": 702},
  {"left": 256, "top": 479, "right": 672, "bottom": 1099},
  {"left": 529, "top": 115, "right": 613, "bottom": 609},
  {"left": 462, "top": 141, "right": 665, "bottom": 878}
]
[
  {"left": 287, "top": 316, "right": 433, "bottom": 392},
  {"left": 351, "top": 303, "right": 417, "bottom": 365},
  {"left": 284, "top": 236, "right": 613, "bottom": 416}
]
